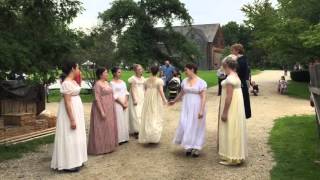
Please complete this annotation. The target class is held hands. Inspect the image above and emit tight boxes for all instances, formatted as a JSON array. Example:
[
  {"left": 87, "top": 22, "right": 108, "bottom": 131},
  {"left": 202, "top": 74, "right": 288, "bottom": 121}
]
[
  {"left": 70, "top": 120, "right": 77, "bottom": 130},
  {"left": 163, "top": 99, "right": 168, "bottom": 106},
  {"left": 168, "top": 100, "right": 176, "bottom": 106}
]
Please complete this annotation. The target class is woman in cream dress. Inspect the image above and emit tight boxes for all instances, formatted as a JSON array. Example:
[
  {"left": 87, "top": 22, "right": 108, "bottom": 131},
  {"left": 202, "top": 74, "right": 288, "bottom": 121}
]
[
  {"left": 218, "top": 58, "right": 247, "bottom": 166},
  {"left": 139, "top": 66, "right": 167, "bottom": 144},
  {"left": 128, "top": 64, "right": 145, "bottom": 138},
  {"left": 111, "top": 67, "right": 130, "bottom": 144}
]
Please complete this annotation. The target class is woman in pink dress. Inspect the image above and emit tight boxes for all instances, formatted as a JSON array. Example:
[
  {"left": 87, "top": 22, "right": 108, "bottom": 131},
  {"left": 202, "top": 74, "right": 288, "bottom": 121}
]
[{"left": 87, "top": 67, "right": 118, "bottom": 155}]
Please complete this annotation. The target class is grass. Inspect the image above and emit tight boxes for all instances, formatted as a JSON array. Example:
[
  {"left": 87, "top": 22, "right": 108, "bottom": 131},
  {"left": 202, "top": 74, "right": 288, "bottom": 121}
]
[
  {"left": 287, "top": 80, "right": 310, "bottom": 100},
  {"left": 48, "top": 70, "right": 218, "bottom": 102},
  {"left": 0, "top": 135, "right": 54, "bottom": 162},
  {"left": 269, "top": 115, "right": 320, "bottom": 180},
  {"left": 48, "top": 89, "right": 94, "bottom": 102},
  {"left": 251, "top": 69, "right": 262, "bottom": 76}
]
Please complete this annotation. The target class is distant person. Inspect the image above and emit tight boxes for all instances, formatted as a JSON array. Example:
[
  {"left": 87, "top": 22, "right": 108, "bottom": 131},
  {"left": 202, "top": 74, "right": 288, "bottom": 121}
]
[
  {"left": 159, "top": 70, "right": 166, "bottom": 86},
  {"left": 128, "top": 64, "right": 146, "bottom": 139},
  {"left": 231, "top": 43, "right": 252, "bottom": 119},
  {"left": 278, "top": 76, "right": 288, "bottom": 94},
  {"left": 170, "top": 64, "right": 207, "bottom": 157},
  {"left": 217, "top": 67, "right": 226, "bottom": 96},
  {"left": 110, "top": 67, "right": 130, "bottom": 145},
  {"left": 161, "top": 60, "right": 175, "bottom": 94},
  {"left": 218, "top": 58, "right": 247, "bottom": 166},
  {"left": 87, "top": 67, "right": 118, "bottom": 155},
  {"left": 250, "top": 81, "right": 259, "bottom": 96},
  {"left": 139, "top": 66, "right": 167, "bottom": 144},
  {"left": 168, "top": 70, "right": 181, "bottom": 101},
  {"left": 51, "top": 61, "right": 87, "bottom": 172},
  {"left": 283, "top": 65, "right": 288, "bottom": 76}
]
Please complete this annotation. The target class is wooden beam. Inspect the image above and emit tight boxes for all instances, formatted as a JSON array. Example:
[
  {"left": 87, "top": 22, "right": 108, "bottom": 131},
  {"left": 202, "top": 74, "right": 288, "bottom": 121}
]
[
  {"left": 310, "top": 87, "right": 320, "bottom": 95},
  {"left": 0, "top": 127, "right": 55, "bottom": 144}
]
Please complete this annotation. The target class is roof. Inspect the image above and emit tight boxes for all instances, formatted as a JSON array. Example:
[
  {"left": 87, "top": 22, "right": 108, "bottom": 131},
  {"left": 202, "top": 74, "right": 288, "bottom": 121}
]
[{"left": 171, "top": 24, "right": 220, "bottom": 42}]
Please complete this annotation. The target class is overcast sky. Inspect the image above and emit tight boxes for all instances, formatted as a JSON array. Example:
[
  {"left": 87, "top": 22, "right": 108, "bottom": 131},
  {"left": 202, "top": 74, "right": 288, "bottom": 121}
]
[{"left": 70, "top": 0, "right": 278, "bottom": 30}]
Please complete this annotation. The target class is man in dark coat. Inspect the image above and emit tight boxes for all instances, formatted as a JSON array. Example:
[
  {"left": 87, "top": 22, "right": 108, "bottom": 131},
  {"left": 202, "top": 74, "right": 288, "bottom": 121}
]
[{"left": 231, "top": 44, "right": 252, "bottom": 119}]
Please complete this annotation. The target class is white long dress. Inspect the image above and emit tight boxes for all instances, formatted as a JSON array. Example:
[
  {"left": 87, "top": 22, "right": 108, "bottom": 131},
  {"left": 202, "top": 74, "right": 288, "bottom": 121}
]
[
  {"left": 51, "top": 80, "right": 87, "bottom": 170},
  {"left": 139, "top": 77, "right": 164, "bottom": 143},
  {"left": 173, "top": 78, "right": 207, "bottom": 150},
  {"left": 128, "top": 76, "right": 145, "bottom": 134},
  {"left": 110, "top": 80, "right": 130, "bottom": 143}
]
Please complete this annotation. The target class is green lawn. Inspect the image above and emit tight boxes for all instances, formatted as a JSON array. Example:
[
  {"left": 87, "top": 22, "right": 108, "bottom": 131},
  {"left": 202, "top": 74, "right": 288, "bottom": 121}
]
[
  {"left": 0, "top": 135, "right": 54, "bottom": 162},
  {"left": 251, "top": 69, "right": 262, "bottom": 76},
  {"left": 269, "top": 115, "right": 320, "bottom": 180},
  {"left": 48, "top": 70, "right": 217, "bottom": 102},
  {"left": 287, "top": 80, "right": 310, "bottom": 100}
]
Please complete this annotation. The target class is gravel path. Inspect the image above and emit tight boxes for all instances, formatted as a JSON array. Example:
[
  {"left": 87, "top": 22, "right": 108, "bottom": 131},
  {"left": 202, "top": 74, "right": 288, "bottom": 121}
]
[{"left": 0, "top": 70, "right": 314, "bottom": 180}]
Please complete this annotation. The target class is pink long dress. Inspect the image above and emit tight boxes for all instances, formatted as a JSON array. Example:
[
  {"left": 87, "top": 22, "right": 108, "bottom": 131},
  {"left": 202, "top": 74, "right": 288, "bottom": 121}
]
[{"left": 87, "top": 81, "right": 118, "bottom": 155}]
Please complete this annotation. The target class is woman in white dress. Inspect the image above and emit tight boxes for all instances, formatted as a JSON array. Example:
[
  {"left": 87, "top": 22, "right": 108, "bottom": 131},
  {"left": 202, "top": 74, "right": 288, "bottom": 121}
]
[
  {"left": 170, "top": 64, "right": 207, "bottom": 157},
  {"left": 218, "top": 58, "right": 247, "bottom": 166},
  {"left": 139, "top": 66, "right": 167, "bottom": 144},
  {"left": 51, "top": 61, "right": 87, "bottom": 172},
  {"left": 128, "top": 64, "right": 145, "bottom": 138},
  {"left": 111, "top": 67, "right": 130, "bottom": 144}
]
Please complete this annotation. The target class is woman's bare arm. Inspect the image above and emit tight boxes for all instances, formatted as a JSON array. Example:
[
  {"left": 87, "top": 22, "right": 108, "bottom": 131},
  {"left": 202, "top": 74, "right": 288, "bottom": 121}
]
[
  {"left": 158, "top": 84, "right": 167, "bottom": 104},
  {"left": 199, "top": 90, "right": 207, "bottom": 118},
  {"left": 130, "top": 81, "right": 138, "bottom": 105},
  {"left": 63, "top": 94, "right": 76, "bottom": 129},
  {"left": 95, "top": 83, "right": 105, "bottom": 117},
  {"left": 222, "top": 84, "right": 234, "bottom": 121}
]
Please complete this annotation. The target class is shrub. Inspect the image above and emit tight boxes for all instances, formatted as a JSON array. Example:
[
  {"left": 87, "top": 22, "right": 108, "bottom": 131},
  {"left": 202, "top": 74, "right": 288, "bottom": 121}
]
[{"left": 290, "top": 70, "right": 310, "bottom": 82}]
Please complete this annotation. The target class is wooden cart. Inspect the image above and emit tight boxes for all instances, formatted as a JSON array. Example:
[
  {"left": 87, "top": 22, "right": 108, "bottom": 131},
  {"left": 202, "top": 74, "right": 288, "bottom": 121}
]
[{"left": 309, "top": 64, "right": 320, "bottom": 137}]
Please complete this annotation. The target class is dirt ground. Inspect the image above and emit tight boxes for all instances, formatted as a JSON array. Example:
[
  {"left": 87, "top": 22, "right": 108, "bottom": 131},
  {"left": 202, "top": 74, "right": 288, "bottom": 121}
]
[{"left": 0, "top": 70, "right": 314, "bottom": 180}]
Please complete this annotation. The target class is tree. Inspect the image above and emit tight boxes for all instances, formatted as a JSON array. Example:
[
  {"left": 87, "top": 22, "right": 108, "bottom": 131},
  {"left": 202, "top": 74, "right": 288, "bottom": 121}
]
[
  {"left": 98, "top": 0, "right": 199, "bottom": 67},
  {"left": 241, "top": 0, "right": 320, "bottom": 67},
  {"left": 0, "top": 0, "right": 82, "bottom": 84},
  {"left": 222, "top": 21, "right": 251, "bottom": 48}
]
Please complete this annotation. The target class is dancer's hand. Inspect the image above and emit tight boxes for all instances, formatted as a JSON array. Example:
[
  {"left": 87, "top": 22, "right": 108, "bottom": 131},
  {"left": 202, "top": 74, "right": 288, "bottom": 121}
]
[
  {"left": 70, "top": 120, "right": 77, "bottom": 130},
  {"left": 198, "top": 112, "right": 203, "bottom": 119},
  {"left": 221, "top": 113, "right": 228, "bottom": 122},
  {"left": 123, "top": 102, "right": 128, "bottom": 110},
  {"left": 101, "top": 112, "right": 106, "bottom": 119},
  {"left": 168, "top": 100, "right": 175, "bottom": 106},
  {"left": 133, "top": 101, "right": 138, "bottom": 106}
]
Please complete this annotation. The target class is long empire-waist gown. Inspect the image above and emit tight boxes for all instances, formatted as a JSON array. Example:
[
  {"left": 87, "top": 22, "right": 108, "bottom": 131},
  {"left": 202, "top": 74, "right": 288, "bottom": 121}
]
[
  {"left": 87, "top": 81, "right": 118, "bottom": 155},
  {"left": 128, "top": 76, "right": 145, "bottom": 134},
  {"left": 139, "top": 77, "right": 164, "bottom": 143},
  {"left": 173, "top": 78, "right": 207, "bottom": 150},
  {"left": 110, "top": 80, "right": 130, "bottom": 143},
  {"left": 51, "top": 80, "right": 87, "bottom": 170},
  {"left": 218, "top": 74, "right": 247, "bottom": 163}
]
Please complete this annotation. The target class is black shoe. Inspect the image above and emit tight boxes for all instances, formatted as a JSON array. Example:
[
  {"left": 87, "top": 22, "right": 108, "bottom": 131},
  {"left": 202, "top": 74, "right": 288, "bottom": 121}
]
[
  {"left": 191, "top": 149, "right": 200, "bottom": 158},
  {"left": 186, "top": 149, "right": 192, "bottom": 157},
  {"left": 134, "top": 133, "right": 139, "bottom": 139},
  {"left": 63, "top": 167, "right": 80, "bottom": 173},
  {"left": 119, "top": 141, "right": 129, "bottom": 145}
]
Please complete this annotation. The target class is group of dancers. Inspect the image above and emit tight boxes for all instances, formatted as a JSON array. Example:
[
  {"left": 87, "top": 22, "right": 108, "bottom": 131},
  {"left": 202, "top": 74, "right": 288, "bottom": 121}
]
[{"left": 50, "top": 43, "right": 251, "bottom": 172}]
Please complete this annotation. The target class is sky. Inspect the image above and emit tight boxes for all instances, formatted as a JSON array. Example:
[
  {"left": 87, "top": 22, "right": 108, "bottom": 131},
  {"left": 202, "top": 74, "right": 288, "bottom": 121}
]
[{"left": 70, "top": 0, "right": 278, "bottom": 30}]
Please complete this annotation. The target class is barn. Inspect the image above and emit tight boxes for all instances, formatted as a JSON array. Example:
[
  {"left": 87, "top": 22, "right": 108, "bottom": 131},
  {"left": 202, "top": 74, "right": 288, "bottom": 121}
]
[{"left": 172, "top": 23, "right": 224, "bottom": 70}]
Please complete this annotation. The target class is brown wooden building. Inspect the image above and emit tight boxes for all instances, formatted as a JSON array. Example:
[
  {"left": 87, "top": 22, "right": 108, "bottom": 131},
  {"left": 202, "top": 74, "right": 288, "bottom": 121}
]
[{"left": 172, "top": 24, "right": 224, "bottom": 70}]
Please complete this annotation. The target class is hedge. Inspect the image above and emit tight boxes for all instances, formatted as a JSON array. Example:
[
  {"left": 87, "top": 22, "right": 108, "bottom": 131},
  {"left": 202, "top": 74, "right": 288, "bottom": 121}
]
[{"left": 290, "top": 70, "right": 310, "bottom": 82}]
